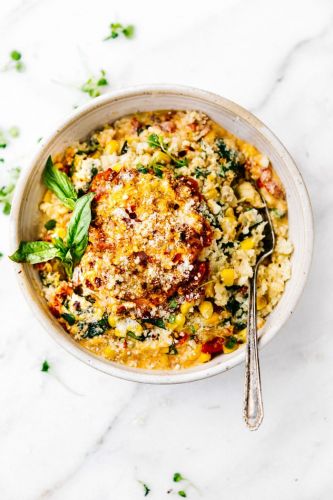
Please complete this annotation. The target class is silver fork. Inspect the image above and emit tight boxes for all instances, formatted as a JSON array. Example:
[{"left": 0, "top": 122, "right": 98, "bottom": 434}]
[{"left": 243, "top": 198, "right": 275, "bottom": 430}]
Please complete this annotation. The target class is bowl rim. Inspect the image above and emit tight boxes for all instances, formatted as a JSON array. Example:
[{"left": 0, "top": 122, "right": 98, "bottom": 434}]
[{"left": 10, "top": 83, "right": 314, "bottom": 384}]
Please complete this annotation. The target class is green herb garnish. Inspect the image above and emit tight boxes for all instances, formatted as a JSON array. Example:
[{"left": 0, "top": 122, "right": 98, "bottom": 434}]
[
  {"left": 81, "top": 70, "right": 109, "bottom": 98},
  {"left": 41, "top": 360, "right": 50, "bottom": 372},
  {"left": 194, "top": 166, "right": 208, "bottom": 178},
  {"left": 148, "top": 134, "right": 188, "bottom": 168},
  {"left": 138, "top": 481, "right": 150, "bottom": 496},
  {"left": 173, "top": 473, "right": 185, "bottom": 483},
  {"left": 168, "top": 298, "right": 178, "bottom": 310},
  {"left": 120, "top": 140, "right": 128, "bottom": 154},
  {"left": 10, "top": 192, "right": 94, "bottom": 277},
  {"left": 127, "top": 331, "right": 146, "bottom": 342},
  {"left": 225, "top": 296, "right": 241, "bottom": 315},
  {"left": 178, "top": 491, "right": 186, "bottom": 498},
  {"left": 137, "top": 164, "right": 149, "bottom": 174},
  {"left": 0, "top": 167, "right": 21, "bottom": 215},
  {"left": 83, "top": 314, "right": 109, "bottom": 338},
  {"left": 4, "top": 50, "right": 24, "bottom": 72},
  {"left": 168, "top": 344, "right": 178, "bottom": 355},
  {"left": 61, "top": 313, "right": 76, "bottom": 326},
  {"left": 44, "top": 219, "right": 57, "bottom": 230},
  {"left": 152, "top": 165, "right": 163, "bottom": 178},
  {"left": 216, "top": 138, "right": 243, "bottom": 177},
  {"left": 0, "top": 126, "right": 20, "bottom": 148},
  {"left": 65, "top": 192, "right": 94, "bottom": 265},
  {"left": 0, "top": 252, "right": 3, "bottom": 259},
  {"left": 0, "top": 184, "right": 14, "bottom": 214},
  {"left": 224, "top": 336, "right": 238, "bottom": 349},
  {"left": 43, "top": 156, "right": 77, "bottom": 210},
  {"left": 0, "top": 131, "right": 7, "bottom": 148},
  {"left": 143, "top": 318, "right": 166, "bottom": 329},
  {"left": 104, "top": 23, "right": 135, "bottom": 41},
  {"left": 10, "top": 241, "right": 62, "bottom": 264}
]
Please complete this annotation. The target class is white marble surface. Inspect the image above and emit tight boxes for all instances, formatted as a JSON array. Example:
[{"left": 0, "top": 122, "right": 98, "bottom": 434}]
[{"left": 0, "top": 0, "right": 331, "bottom": 498}]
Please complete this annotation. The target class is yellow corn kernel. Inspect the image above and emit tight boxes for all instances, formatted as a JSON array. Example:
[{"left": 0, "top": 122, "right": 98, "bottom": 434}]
[
  {"left": 55, "top": 226, "right": 66, "bottom": 240},
  {"left": 43, "top": 190, "right": 53, "bottom": 203},
  {"left": 204, "top": 312, "right": 220, "bottom": 326},
  {"left": 158, "top": 199, "right": 168, "bottom": 212},
  {"left": 236, "top": 328, "right": 247, "bottom": 343},
  {"left": 54, "top": 162, "right": 63, "bottom": 170},
  {"left": 223, "top": 342, "right": 239, "bottom": 354},
  {"left": 221, "top": 268, "right": 235, "bottom": 287},
  {"left": 257, "top": 317, "right": 265, "bottom": 329},
  {"left": 198, "top": 352, "right": 211, "bottom": 363},
  {"left": 167, "top": 313, "right": 186, "bottom": 331},
  {"left": 240, "top": 237, "right": 255, "bottom": 250},
  {"left": 104, "top": 346, "right": 116, "bottom": 359},
  {"left": 114, "top": 328, "right": 125, "bottom": 338},
  {"left": 242, "top": 144, "right": 257, "bottom": 157},
  {"left": 152, "top": 151, "right": 170, "bottom": 164},
  {"left": 203, "top": 130, "right": 215, "bottom": 142},
  {"left": 105, "top": 140, "right": 119, "bottom": 154},
  {"left": 257, "top": 296, "right": 267, "bottom": 311},
  {"left": 205, "top": 281, "right": 215, "bottom": 298},
  {"left": 108, "top": 316, "right": 118, "bottom": 328},
  {"left": 131, "top": 322, "right": 143, "bottom": 334},
  {"left": 205, "top": 188, "right": 219, "bottom": 200},
  {"left": 111, "top": 163, "right": 122, "bottom": 172},
  {"left": 225, "top": 207, "right": 235, "bottom": 218},
  {"left": 180, "top": 301, "right": 194, "bottom": 315},
  {"left": 199, "top": 301, "right": 214, "bottom": 319},
  {"left": 207, "top": 173, "right": 216, "bottom": 183},
  {"left": 174, "top": 313, "right": 186, "bottom": 331}
]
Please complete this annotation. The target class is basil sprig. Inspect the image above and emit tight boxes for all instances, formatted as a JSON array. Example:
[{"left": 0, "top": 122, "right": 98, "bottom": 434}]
[
  {"left": 10, "top": 193, "right": 94, "bottom": 277},
  {"left": 42, "top": 156, "right": 77, "bottom": 210},
  {"left": 10, "top": 155, "right": 95, "bottom": 276},
  {"left": 148, "top": 134, "right": 188, "bottom": 168},
  {"left": 10, "top": 241, "right": 63, "bottom": 264}
]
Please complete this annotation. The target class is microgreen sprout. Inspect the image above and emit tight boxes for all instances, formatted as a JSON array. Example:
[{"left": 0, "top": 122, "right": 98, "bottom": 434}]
[
  {"left": 81, "top": 70, "right": 109, "bottom": 98},
  {"left": 104, "top": 23, "right": 135, "bottom": 41},
  {"left": 3, "top": 50, "right": 25, "bottom": 72}
]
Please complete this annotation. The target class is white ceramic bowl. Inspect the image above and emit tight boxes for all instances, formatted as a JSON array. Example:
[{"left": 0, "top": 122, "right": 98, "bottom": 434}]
[{"left": 10, "top": 84, "right": 313, "bottom": 384}]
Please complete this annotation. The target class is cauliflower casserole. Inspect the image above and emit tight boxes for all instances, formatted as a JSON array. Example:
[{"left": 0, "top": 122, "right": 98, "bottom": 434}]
[{"left": 13, "top": 111, "right": 293, "bottom": 369}]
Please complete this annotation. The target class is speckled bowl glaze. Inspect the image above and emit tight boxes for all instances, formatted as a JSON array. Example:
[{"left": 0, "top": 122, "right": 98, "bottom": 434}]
[{"left": 10, "top": 85, "right": 313, "bottom": 384}]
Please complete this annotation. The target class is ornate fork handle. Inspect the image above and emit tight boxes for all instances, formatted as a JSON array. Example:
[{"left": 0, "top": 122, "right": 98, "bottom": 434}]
[{"left": 243, "top": 268, "right": 264, "bottom": 430}]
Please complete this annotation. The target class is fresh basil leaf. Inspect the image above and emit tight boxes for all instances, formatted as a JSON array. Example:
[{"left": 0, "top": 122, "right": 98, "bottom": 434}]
[
  {"left": 10, "top": 241, "right": 61, "bottom": 264},
  {"left": 52, "top": 237, "right": 67, "bottom": 255},
  {"left": 42, "top": 156, "right": 77, "bottom": 210},
  {"left": 66, "top": 192, "right": 94, "bottom": 264}
]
